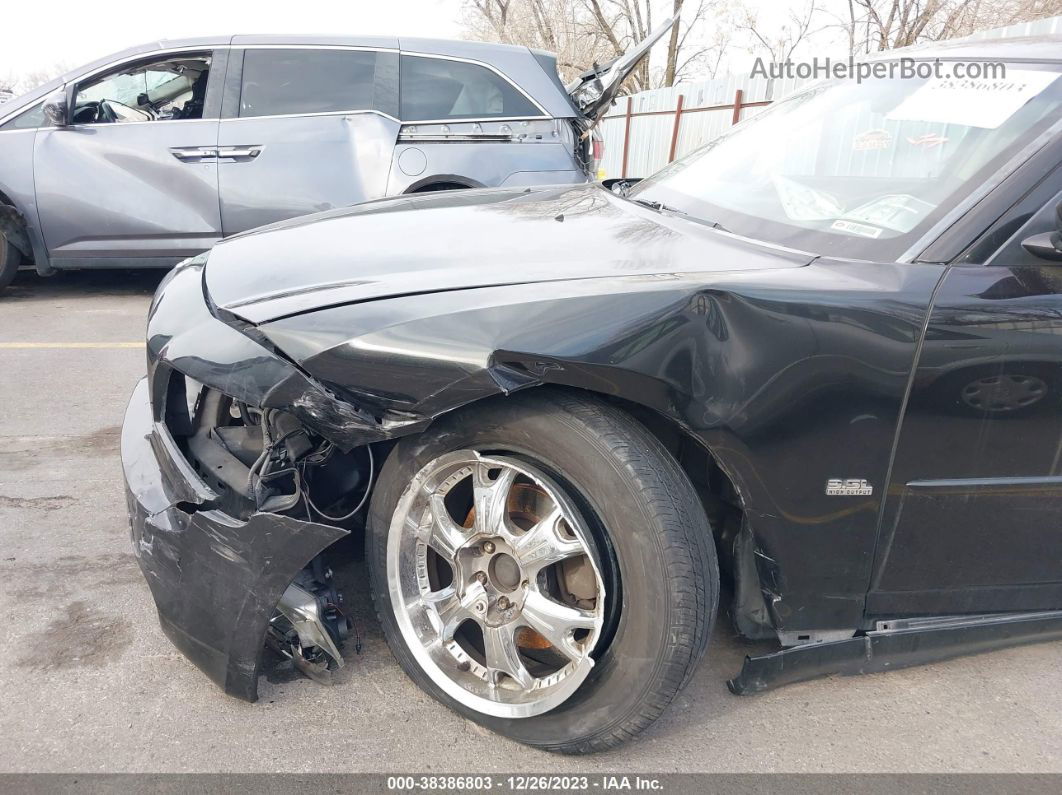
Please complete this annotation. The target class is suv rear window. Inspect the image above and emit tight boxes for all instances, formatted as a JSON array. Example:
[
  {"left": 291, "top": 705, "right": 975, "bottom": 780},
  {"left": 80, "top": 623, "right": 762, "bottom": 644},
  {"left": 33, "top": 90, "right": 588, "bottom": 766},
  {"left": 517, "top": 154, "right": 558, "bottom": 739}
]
[
  {"left": 400, "top": 55, "right": 541, "bottom": 121},
  {"left": 240, "top": 49, "right": 378, "bottom": 118}
]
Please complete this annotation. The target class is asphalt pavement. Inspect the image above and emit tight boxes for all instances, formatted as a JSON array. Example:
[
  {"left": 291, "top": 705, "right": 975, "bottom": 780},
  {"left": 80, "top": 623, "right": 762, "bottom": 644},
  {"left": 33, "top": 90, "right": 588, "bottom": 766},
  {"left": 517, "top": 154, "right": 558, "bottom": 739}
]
[{"left": 1, "top": 269, "right": 1060, "bottom": 774}]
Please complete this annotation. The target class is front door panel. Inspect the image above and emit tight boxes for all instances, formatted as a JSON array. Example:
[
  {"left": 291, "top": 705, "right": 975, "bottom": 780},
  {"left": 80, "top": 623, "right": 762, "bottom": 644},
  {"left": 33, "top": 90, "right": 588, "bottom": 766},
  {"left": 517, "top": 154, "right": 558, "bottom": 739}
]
[
  {"left": 871, "top": 259, "right": 1062, "bottom": 614},
  {"left": 34, "top": 119, "right": 221, "bottom": 262}
]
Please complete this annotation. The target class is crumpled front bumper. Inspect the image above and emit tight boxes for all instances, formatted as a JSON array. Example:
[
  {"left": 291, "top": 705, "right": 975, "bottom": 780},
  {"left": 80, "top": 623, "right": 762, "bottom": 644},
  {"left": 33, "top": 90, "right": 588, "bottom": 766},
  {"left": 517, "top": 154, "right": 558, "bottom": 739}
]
[{"left": 123, "top": 380, "right": 347, "bottom": 701}]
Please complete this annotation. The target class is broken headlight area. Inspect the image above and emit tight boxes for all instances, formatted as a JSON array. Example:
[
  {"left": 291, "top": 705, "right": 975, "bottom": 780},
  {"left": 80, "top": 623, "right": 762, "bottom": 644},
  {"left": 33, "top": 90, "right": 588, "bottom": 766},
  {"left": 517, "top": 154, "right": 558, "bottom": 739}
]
[
  {"left": 161, "top": 368, "right": 375, "bottom": 682},
  {"left": 268, "top": 557, "right": 359, "bottom": 684},
  {"left": 163, "top": 369, "right": 375, "bottom": 523}
]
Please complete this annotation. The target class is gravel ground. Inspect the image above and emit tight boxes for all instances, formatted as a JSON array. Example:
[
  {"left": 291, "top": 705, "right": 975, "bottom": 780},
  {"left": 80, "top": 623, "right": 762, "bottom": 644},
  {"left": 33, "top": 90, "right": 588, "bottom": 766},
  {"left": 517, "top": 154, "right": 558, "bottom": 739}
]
[{"left": 1, "top": 269, "right": 1060, "bottom": 774}]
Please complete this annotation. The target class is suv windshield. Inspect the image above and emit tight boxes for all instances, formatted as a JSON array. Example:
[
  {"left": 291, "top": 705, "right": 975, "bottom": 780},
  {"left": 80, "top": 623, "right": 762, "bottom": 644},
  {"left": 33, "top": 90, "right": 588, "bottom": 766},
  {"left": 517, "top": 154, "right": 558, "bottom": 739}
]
[{"left": 632, "top": 63, "right": 1062, "bottom": 260}]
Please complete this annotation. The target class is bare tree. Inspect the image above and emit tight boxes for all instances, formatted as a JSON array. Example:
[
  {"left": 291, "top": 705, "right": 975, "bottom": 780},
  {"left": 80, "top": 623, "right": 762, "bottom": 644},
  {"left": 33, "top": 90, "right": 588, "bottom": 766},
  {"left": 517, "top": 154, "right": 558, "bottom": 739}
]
[
  {"left": 463, "top": 0, "right": 731, "bottom": 89},
  {"left": 464, "top": 0, "right": 616, "bottom": 81},
  {"left": 839, "top": 0, "right": 1062, "bottom": 53},
  {"left": 3, "top": 62, "right": 71, "bottom": 96},
  {"left": 662, "top": 0, "right": 730, "bottom": 85},
  {"left": 736, "top": 0, "right": 821, "bottom": 62}
]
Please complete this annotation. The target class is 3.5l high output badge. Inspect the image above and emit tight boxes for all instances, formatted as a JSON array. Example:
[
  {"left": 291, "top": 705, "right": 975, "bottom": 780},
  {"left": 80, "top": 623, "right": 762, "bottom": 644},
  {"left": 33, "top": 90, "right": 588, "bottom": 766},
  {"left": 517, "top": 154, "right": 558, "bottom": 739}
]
[{"left": 826, "top": 478, "right": 874, "bottom": 496}]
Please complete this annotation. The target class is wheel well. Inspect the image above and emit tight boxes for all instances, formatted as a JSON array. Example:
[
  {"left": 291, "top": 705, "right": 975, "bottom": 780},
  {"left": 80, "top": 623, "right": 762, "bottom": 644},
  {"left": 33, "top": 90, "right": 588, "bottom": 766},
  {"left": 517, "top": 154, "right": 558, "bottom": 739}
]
[
  {"left": 0, "top": 189, "right": 34, "bottom": 264},
  {"left": 409, "top": 181, "right": 473, "bottom": 193},
  {"left": 535, "top": 386, "right": 765, "bottom": 636},
  {"left": 589, "top": 391, "right": 745, "bottom": 548}
]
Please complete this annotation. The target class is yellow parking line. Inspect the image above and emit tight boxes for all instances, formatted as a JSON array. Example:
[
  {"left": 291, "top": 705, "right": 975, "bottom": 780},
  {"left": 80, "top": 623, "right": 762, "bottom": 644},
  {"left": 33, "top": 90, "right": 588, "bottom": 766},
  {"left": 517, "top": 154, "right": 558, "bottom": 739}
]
[{"left": 0, "top": 342, "right": 145, "bottom": 349}]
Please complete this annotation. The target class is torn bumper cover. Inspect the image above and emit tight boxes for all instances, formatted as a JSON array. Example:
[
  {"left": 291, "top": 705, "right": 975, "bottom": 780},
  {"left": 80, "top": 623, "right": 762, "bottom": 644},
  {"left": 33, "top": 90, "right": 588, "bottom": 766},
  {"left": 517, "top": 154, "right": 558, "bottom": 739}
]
[
  {"left": 122, "top": 259, "right": 372, "bottom": 701},
  {"left": 122, "top": 377, "right": 347, "bottom": 701}
]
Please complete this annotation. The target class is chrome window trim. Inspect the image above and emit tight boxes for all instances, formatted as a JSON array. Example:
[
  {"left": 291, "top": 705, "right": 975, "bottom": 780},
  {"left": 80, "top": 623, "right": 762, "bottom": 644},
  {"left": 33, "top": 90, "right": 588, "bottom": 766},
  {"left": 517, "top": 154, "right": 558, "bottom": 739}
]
[
  {"left": 1, "top": 105, "right": 223, "bottom": 132},
  {"left": 220, "top": 108, "right": 400, "bottom": 124},
  {"left": 402, "top": 114, "right": 551, "bottom": 124},
  {"left": 241, "top": 44, "right": 399, "bottom": 53}
]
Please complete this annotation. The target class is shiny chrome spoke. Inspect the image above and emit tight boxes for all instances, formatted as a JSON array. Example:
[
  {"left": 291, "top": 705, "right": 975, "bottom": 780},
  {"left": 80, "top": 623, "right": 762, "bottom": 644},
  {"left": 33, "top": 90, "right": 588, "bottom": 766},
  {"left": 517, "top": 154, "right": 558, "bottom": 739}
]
[
  {"left": 472, "top": 463, "right": 517, "bottom": 535},
  {"left": 425, "top": 492, "right": 468, "bottom": 558},
  {"left": 423, "top": 581, "right": 486, "bottom": 640},
  {"left": 521, "top": 590, "right": 597, "bottom": 660},
  {"left": 513, "top": 507, "right": 584, "bottom": 572},
  {"left": 483, "top": 625, "right": 534, "bottom": 690}
]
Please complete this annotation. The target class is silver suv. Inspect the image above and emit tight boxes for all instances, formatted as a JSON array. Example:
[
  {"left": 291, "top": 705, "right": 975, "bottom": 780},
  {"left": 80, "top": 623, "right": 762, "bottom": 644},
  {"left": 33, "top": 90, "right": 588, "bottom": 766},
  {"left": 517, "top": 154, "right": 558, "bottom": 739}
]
[{"left": 0, "top": 26, "right": 669, "bottom": 291}]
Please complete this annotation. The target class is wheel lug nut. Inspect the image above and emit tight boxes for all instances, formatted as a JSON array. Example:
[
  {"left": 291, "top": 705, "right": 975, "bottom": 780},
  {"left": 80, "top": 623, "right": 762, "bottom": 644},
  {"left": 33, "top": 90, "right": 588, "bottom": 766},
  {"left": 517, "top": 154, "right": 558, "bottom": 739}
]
[
  {"left": 474, "top": 571, "right": 487, "bottom": 584},
  {"left": 482, "top": 541, "right": 496, "bottom": 554},
  {"left": 498, "top": 596, "right": 511, "bottom": 610}
]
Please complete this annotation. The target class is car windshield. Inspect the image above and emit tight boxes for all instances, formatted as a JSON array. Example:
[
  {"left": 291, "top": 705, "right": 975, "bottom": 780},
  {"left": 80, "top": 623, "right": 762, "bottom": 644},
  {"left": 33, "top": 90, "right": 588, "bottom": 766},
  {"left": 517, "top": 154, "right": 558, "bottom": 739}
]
[{"left": 632, "top": 63, "right": 1062, "bottom": 261}]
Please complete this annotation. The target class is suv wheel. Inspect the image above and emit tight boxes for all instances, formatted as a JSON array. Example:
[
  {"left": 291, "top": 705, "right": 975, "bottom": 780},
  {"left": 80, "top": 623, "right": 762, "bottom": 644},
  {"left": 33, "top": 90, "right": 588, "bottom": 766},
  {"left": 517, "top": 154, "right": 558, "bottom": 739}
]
[{"left": 366, "top": 391, "right": 718, "bottom": 753}]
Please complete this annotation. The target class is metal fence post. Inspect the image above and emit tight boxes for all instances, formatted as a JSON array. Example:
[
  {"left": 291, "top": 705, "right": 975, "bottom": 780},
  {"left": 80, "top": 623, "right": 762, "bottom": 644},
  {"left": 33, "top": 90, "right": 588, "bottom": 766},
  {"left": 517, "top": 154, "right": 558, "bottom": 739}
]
[
  {"left": 667, "top": 94, "right": 685, "bottom": 163},
  {"left": 731, "top": 88, "right": 744, "bottom": 125},
  {"left": 621, "top": 96, "right": 633, "bottom": 178}
]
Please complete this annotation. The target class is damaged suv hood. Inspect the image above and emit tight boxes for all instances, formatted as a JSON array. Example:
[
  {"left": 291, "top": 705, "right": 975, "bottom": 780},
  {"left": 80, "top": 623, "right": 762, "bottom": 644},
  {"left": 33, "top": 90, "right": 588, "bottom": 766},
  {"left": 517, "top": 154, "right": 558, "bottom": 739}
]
[{"left": 205, "top": 184, "right": 814, "bottom": 324}]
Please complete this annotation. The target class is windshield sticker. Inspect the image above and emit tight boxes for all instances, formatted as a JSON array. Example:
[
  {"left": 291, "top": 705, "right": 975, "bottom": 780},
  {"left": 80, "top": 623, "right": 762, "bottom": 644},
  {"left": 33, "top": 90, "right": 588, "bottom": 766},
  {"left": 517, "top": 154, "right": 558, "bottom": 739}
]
[
  {"left": 852, "top": 129, "right": 892, "bottom": 151},
  {"left": 840, "top": 194, "right": 936, "bottom": 234},
  {"left": 886, "top": 70, "right": 1059, "bottom": 129},
  {"left": 906, "top": 132, "right": 949, "bottom": 149},
  {"left": 831, "top": 219, "right": 883, "bottom": 239}
]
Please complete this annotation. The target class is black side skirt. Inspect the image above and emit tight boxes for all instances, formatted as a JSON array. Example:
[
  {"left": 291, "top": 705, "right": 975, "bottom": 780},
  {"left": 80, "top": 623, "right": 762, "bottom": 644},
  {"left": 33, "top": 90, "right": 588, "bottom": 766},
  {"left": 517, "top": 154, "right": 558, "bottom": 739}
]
[{"left": 728, "top": 611, "right": 1062, "bottom": 695}]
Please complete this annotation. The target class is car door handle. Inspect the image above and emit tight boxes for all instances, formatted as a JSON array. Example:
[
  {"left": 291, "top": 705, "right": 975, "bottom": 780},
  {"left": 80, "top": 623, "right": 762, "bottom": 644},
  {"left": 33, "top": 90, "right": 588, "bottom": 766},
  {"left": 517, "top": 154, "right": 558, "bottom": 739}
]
[
  {"left": 216, "top": 145, "right": 263, "bottom": 162},
  {"left": 169, "top": 146, "right": 218, "bottom": 162}
]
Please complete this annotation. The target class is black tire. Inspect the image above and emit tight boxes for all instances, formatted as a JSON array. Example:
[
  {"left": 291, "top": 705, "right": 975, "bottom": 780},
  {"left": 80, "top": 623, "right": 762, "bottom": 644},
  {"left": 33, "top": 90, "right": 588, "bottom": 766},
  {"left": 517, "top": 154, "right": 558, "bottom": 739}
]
[
  {"left": 366, "top": 390, "right": 718, "bottom": 753},
  {"left": 0, "top": 228, "right": 22, "bottom": 292}
]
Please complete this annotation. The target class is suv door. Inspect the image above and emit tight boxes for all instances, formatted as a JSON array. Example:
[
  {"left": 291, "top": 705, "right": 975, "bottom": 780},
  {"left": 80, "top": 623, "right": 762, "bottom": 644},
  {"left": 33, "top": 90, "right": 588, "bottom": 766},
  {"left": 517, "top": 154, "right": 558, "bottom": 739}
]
[
  {"left": 870, "top": 161, "right": 1062, "bottom": 616},
  {"left": 217, "top": 45, "right": 399, "bottom": 236},
  {"left": 33, "top": 50, "right": 225, "bottom": 266}
]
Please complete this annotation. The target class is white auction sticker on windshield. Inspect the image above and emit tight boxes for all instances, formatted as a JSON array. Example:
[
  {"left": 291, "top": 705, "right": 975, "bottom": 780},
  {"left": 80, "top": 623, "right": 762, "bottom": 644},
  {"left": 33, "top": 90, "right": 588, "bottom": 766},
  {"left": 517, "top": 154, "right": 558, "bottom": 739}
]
[
  {"left": 887, "top": 70, "right": 1058, "bottom": 129},
  {"left": 831, "top": 220, "right": 883, "bottom": 239}
]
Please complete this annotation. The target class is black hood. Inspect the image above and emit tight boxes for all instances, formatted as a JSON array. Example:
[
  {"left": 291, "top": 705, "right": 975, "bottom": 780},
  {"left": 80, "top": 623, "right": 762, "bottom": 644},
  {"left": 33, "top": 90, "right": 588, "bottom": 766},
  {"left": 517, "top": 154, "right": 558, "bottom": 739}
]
[{"left": 205, "top": 184, "right": 813, "bottom": 324}]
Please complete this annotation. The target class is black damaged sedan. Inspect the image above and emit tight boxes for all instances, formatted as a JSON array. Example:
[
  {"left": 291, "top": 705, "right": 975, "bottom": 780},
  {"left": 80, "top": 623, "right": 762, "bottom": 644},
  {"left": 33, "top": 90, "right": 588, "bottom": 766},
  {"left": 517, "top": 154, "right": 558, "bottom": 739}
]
[{"left": 123, "top": 38, "right": 1062, "bottom": 753}]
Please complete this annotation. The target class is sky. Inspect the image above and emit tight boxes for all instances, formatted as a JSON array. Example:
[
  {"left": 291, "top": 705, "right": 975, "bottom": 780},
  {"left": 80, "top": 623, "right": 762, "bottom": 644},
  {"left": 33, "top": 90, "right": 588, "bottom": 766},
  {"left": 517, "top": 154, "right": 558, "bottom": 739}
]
[{"left": 1, "top": 0, "right": 465, "bottom": 83}]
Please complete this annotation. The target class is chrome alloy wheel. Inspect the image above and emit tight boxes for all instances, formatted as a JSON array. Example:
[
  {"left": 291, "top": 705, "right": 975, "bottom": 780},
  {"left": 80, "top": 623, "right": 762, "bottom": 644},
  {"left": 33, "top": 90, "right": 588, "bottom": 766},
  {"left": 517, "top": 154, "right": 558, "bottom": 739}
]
[
  {"left": 387, "top": 450, "right": 607, "bottom": 718},
  {"left": 961, "top": 373, "right": 1048, "bottom": 413}
]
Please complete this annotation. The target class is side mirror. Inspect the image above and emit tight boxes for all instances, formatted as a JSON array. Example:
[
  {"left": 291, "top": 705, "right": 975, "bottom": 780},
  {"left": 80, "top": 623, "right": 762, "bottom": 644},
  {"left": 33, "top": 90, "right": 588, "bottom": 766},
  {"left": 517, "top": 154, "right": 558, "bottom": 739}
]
[
  {"left": 41, "top": 89, "right": 69, "bottom": 127},
  {"left": 1021, "top": 202, "right": 1062, "bottom": 262}
]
